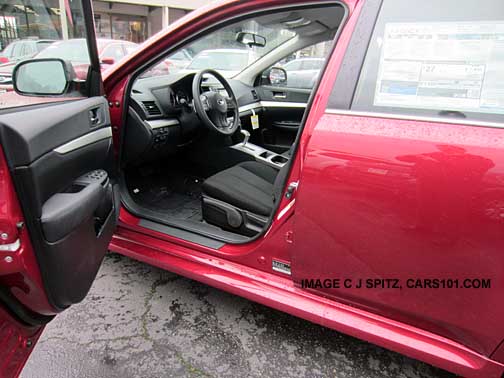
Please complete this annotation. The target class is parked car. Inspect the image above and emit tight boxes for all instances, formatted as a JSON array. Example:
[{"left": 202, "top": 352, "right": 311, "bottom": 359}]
[
  {"left": 1, "top": 1, "right": 504, "bottom": 378},
  {"left": 0, "top": 39, "right": 55, "bottom": 64},
  {"left": 0, "top": 38, "right": 137, "bottom": 93},
  {"left": 139, "top": 51, "right": 191, "bottom": 79},
  {"left": 281, "top": 57, "right": 325, "bottom": 88},
  {"left": 165, "top": 48, "right": 193, "bottom": 72},
  {"left": 184, "top": 48, "right": 258, "bottom": 77},
  {"left": 0, "top": 39, "right": 55, "bottom": 91}
]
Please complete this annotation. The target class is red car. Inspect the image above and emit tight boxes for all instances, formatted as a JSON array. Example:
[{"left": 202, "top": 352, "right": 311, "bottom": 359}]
[
  {"left": 0, "top": 38, "right": 137, "bottom": 94},
  {"left": 0, "top": 0, "right": 503, "bottom": 378}
]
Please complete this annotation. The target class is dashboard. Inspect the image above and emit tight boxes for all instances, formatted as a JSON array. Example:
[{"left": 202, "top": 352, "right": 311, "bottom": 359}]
[{"left": 123, "top": 72, "right": 261, "bottom": 164}]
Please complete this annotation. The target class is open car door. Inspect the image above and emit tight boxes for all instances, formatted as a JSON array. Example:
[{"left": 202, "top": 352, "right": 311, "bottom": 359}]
[{"left": 0, "top": 1, "right": 117, "bottom": 376}]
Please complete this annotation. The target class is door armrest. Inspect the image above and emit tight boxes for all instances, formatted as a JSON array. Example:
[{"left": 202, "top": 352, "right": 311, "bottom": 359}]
[{"left": 41, "top": 182, "right": 104, "bottom": 242}]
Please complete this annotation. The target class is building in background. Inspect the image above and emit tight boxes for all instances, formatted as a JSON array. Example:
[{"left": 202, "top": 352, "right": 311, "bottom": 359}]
[
  {"left": 93, "top": 0, "right": 213, "bottom": 43},
  {"left": 0, "top": 0, "right": 213, "bottom": 49}
]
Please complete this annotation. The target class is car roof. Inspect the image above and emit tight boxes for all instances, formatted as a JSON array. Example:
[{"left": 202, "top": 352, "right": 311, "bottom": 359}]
[
  {"left": 196, "top": 49, "right": 249, "bottom": 54},
  {"left": 50, "top": 38, "right": 131, "bottom": 44},
  {"left": 47, "top": 38, "right": 136, "bottom": 52},
  {"left": 97, "top": 38, "right": 134, "bottom": 44},
  {"left": 8, "top": 39, "right": 55, "bottom": 45}
]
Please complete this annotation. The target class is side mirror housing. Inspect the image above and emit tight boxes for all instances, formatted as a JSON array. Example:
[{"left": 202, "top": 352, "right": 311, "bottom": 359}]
[
  {"left": 13, "top": 58, "right": 73, "bottom": 96},
  {"left": 268, "top": 67, "right": 287, "bottom": 85},
  {"left": 100, "top": 57, "right": 115, "bottom": 65}
]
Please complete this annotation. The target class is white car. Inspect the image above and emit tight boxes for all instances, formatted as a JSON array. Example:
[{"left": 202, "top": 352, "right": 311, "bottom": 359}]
[
  {"left": 166, "top": 49, "right": 193, "bottom": 72},
  {"left": 185, "top": 49, "right": 258, "bottom": 78},
  {"left": 282, "top": 57, "right": 325, "bottom": 88}
]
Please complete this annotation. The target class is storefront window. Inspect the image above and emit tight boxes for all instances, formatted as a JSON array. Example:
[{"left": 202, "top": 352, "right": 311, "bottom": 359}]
[
  {"left": 113, "top": 15, "right": 146, "bottom": 42},
  {"left": 94, "top": 13, "right": 112, "bottom": 39},
  {"left": 94, "top": 13, "right": 147, "bottom": 43},
  {"left": 0, "top": 0, "right": 86, "bottom": 49}
]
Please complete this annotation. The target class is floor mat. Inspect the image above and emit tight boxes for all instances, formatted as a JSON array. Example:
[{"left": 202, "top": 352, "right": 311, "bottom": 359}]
[{"left": 128, "top": 170, "right": 204, "bottom": 222}]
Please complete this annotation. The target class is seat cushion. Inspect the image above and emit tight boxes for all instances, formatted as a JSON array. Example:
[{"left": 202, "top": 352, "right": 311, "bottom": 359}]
[{"left": 202, "top": 161, "right": 278, "bottom": 216}]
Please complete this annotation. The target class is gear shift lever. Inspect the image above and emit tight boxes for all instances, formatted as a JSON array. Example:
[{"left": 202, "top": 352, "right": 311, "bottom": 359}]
[{"left": 240, "top": 129, "right": 250, "bottom": 146}]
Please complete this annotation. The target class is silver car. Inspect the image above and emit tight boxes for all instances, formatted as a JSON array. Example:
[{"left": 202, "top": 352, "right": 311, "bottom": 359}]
[{"left": 282, "top": 58, "right": 325, "bottom": 89}]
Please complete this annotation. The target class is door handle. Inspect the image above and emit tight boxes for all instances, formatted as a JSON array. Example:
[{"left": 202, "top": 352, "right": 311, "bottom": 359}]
[
  {"left": 89, "top": 108, "right": 101, "bottom": 126},
  {"left": 273, "top": 92, "right": 287, "bottom": 99}
]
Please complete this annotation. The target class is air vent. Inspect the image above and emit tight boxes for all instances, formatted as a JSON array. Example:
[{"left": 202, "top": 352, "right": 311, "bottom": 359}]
[
  {"left": 142, "top": 101, "right": 161, "bottom": 116},
  {"left": 251, "top": 89, "right": 258, "bottom": 100}
]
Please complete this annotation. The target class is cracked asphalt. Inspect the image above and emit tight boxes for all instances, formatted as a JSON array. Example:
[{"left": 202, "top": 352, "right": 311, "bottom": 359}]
[{"left": 21, "top": 253, "right": 455, "bottom": 378}]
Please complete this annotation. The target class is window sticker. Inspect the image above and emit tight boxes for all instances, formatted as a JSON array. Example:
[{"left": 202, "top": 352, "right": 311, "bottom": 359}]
[{"left": 374, "top": 22, "right": 504, "bottom": 114}]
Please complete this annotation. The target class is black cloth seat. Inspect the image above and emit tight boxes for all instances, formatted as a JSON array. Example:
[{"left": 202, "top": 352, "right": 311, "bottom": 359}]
[
  {"left": 202, "top": 160, "right": 290, "bottom": 235},
  {"left": 202, "top": 161, "right": 279, "bottom": 216}
]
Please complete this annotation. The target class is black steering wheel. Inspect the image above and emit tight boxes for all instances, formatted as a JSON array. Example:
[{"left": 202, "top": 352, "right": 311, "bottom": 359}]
[{"left": 192, "top": 69, "right": 240, "bottom": 135}]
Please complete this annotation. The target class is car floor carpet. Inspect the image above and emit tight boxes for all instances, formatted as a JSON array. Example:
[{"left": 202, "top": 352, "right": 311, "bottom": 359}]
[{"left": 127, "top": 168, "right": 204, "bottom": 222}]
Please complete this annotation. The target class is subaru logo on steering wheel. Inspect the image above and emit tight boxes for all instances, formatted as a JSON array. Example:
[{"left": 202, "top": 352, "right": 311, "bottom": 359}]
[{"left": 217, "top": 99, "right": 225, "bottom": 105}]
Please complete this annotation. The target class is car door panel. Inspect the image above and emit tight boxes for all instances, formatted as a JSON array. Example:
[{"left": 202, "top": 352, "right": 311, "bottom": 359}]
[
  {"left": 0, "top": 97, "right": 117, "bottom": 310},
  {"left": 254, "top": 86, "right": 309, "bottom": 151},
  {"left": 292, "top": 113, "right": 504, "bottom": 358}
]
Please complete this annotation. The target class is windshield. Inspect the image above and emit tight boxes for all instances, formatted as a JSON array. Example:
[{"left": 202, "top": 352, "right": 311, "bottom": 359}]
[
  {"left": 188, "top": 50, "right": 250, "bottom": 71},
  {"left": 37, "top": 39, "right": 90, "bottom": 63},
  {"left": 142, "top": 18, "right": 296, "bottom": 78}
]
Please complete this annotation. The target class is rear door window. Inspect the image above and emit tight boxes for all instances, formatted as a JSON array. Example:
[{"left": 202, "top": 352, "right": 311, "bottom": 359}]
[
  {"left": 20, "top": 42, "right": 34, "bottom": 57},
  {"left": 352, "top": 0, "right": 504, "bottom": 124},
  {"left": 11, "top": 42, "right": 23, "bottom": 58}
]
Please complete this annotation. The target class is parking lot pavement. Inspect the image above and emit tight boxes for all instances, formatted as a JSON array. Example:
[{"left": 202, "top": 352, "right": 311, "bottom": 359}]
[{"left": 21, "top": 253, "right": 454, "bottom": 378}]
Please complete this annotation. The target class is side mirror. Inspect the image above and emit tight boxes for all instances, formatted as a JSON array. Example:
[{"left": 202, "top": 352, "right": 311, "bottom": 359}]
[
  {"left": 13, "top": 58, "right": 71, "bottom": 96},
  {"left": 236, "top": 32, "right": 267, "bottom": 48},
  {"left": 100, "top": 57, "right": 115, "bottom": 65},
  {"left": 268, "top": 67, "right": 287, "bottom": 85}
]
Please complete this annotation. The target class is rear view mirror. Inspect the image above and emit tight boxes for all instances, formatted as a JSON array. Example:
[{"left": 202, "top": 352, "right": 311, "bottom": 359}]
[
  {"left": 269, "top": 67, "right": 287, "bottom": 85},
  {"left": 236, "top": 32, "right": 267, "bottom": 48},
  {"left": 13, "top": 58, "right": 71, "bottom": 96}
]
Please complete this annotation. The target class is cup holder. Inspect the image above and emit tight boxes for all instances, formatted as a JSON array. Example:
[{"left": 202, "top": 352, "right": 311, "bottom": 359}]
[
  {"left": 271, "top": 155, "right": 288, "bottom": 165},
  {"left": 259, "top": 151, "right": 274, "bottom": 159}
]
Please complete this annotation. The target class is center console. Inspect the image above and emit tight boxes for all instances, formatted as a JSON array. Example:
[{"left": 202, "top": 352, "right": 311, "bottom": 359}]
[{"left": 230, "top": 141, "right": 289, "bottom": 169}]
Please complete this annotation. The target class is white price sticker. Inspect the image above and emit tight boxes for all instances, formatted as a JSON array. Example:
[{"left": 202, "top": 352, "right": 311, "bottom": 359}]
[{"left": 251, "top": 109, "right": 259, "bottom": 130}]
